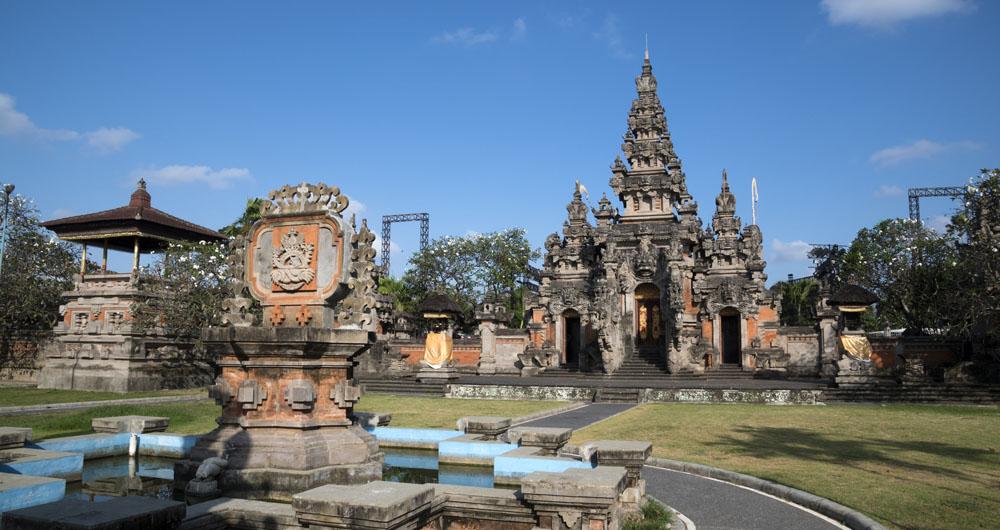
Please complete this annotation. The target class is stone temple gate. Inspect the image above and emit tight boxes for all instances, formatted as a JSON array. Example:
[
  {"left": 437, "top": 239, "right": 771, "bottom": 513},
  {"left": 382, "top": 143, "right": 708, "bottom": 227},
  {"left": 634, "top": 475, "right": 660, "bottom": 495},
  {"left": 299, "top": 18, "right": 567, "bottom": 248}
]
[{"left": 525, "top": 50, "right": 780, "bottom": 375}]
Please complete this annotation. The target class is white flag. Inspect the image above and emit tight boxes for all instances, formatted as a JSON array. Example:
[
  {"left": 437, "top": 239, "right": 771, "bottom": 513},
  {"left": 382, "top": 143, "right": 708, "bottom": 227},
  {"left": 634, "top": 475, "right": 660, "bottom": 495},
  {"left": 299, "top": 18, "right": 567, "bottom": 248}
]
[
  {"left": 576, "top": 180, "right": 590, "bottom": 199},
  {"left": 751, "top": 177, "right": 759, "bottom": 225}
]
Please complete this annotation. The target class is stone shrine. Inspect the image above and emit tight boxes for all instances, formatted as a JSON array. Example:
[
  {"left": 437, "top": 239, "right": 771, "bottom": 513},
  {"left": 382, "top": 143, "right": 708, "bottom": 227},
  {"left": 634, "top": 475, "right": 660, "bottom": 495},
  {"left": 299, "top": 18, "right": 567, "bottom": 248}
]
[
  {"left": 37, "top": 180, "right": 226, "bottom": 391},
  {"left": 175, "top": 182, "right": 382, "bottom": 501},
  {"left": 527, "top": 50, "right": 780, "bottom": 375}
]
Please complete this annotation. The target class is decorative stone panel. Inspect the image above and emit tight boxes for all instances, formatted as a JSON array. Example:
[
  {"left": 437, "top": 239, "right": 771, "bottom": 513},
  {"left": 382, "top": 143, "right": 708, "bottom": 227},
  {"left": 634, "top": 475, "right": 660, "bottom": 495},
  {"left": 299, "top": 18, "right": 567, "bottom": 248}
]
[
  {"left": 330, "top": 379, "right": 361, "bottom": 408},
  {"left": 283, "top": 379, "right": 317, "bottom": 411},
  {"left": 237, "top": 379, "right": 267, "bottom": 410},
  {"left": 208, "top": 378, "right": 234, "bottom": 406}
]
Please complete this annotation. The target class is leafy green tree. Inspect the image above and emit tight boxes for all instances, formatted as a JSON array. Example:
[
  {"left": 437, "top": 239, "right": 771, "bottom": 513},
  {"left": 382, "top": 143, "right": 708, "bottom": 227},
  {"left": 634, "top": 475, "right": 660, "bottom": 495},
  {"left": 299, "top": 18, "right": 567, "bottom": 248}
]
[
  {"left": 776, "top": 278, "right": 819, "bottom": 326},
  {"left": 842, "top": 218, "right": 960, "bottom": 334},
  {"left": 377, "top": 276, "right": 418, "bottom": 314},
  {"left": 398, "top": 228, "right": 539, "bottom": 327},
  {"left": 809, "top": 244, "right": 847, "bottom": 291},
  {"left": 0, "top": 192, "right": 78, "bottom": 372}
]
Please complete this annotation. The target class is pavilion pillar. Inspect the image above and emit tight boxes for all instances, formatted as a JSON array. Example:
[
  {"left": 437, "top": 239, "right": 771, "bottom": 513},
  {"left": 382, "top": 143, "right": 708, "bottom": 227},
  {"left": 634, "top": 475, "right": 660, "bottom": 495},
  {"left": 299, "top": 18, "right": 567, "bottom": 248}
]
[
  {"left": 101, "top": 239, "right": 108, "bottom": 273},
  {"left": 132, "top": 237, "right": 140, "bottom": 272},
  {"left": 80, "top": 243, "right": 87, "bottom": 277}
]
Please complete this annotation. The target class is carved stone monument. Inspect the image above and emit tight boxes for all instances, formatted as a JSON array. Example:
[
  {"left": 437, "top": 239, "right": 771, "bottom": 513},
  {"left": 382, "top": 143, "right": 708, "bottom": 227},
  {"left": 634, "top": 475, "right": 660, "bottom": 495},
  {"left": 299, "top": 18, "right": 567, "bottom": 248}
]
[
  {"left": 175, "top": 183, "right": 382, "bottom": 502},
  {"left": 415, "top": 293, "right": 461, "bottom": 383}
]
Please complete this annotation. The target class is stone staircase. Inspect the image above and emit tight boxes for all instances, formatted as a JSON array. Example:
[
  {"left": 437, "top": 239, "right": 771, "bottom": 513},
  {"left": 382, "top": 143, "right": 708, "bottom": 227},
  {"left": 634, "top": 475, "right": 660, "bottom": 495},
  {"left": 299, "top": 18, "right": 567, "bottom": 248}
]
[
  {"left": 358, "top": 377, "right": 446, "bottom": 397},
  {"left": 822, "top": 384, "right": 1000, "bottom": 404},
  {"left": 594, "top": 387, "right": 641, "bottom": 403},
  {"left": 704, "top": 364, "right": 756, "bottom": 381}
]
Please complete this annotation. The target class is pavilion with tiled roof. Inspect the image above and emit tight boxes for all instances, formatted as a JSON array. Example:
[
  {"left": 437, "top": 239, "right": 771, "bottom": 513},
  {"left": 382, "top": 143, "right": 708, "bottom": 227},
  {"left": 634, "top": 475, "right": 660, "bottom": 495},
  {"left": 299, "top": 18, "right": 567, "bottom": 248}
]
[{"left": 42, "top": 179, "right": 225, "bottom": 273}]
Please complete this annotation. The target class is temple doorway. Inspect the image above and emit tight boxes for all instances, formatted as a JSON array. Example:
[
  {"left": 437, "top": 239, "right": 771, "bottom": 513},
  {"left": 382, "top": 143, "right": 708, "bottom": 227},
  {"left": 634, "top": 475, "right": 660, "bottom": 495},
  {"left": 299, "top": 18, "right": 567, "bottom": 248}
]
[
  {"left": 634, "top": 283, "right": 663, "bottom": 353},
  {"left": 563, "top": 310, "right": 581, "bottom": 367},
  {"left": 720, "top": 308, "right": 741, "bottom": 365}
]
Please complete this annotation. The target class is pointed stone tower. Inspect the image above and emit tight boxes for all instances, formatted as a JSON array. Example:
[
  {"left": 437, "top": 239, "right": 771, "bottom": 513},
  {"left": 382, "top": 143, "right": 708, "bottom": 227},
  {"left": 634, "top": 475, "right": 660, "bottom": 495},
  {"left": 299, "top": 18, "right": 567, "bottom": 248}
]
[{"left": 610, "top": 48, "right": 695, "bottom": 223}]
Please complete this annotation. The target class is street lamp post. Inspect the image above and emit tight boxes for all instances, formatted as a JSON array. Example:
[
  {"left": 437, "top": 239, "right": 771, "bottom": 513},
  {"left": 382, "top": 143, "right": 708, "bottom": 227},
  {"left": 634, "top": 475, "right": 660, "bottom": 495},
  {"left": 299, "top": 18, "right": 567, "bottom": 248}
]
[{"left": 0, "top": 183, "right": 14, "bottom": 276}]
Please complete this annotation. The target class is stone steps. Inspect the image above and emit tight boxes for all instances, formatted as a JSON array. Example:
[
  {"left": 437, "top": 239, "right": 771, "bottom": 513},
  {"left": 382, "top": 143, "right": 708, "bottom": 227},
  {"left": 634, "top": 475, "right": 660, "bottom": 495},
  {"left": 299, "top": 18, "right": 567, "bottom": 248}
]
[
  {"left": 359, "top": 378, "right": 446, "bottom": 397},
  {"left": 594, "top": 387, "right": 641, "bottom": 403},
  {"left": 822, "top": 385, "right": 1000, "bottom": 404}
]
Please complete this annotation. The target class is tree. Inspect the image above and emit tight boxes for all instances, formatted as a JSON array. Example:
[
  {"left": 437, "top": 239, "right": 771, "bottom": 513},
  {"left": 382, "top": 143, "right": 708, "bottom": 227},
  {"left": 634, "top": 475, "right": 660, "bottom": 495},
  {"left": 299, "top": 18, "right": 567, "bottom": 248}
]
[
  {"left": 842, "top": 218, "right": 960, "bottom": 334},
  {"left": 945, "top": 168, "right": 1000, "bottom": 353},
  {"left": 131, "top": 240, "right": 232, "bottom": 339},
  {"left": 396, "top": 228, "right": 539, "bottom": 327},
  {"left": 776, "top": 278, "right": 819, "bottom": 326},
  {"left": 809, "top": 245, "right": 847, "bottom": 291},
  {"left": 219, "top": 198, "right": 264, "bottom": 237},
  {"left": 0, "top": 193, "right": 78, "bottom": 372}
]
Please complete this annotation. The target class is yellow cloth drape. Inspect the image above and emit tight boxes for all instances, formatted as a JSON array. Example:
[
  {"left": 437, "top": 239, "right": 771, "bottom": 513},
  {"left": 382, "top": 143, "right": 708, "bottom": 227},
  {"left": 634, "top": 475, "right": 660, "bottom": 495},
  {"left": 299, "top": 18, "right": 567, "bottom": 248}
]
[
  {"left": 840, "top": 335, "right": 873, "bottom": 361},
  {"left": 423, "top": 332, "right": 454, "bottom": 369}
]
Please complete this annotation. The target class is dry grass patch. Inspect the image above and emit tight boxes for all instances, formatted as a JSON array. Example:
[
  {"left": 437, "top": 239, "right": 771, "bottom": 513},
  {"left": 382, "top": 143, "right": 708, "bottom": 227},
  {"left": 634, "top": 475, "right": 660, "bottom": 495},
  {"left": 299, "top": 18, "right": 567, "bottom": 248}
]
[{"left": 571, "top": 403, "right": 1000, "bottom": 530}]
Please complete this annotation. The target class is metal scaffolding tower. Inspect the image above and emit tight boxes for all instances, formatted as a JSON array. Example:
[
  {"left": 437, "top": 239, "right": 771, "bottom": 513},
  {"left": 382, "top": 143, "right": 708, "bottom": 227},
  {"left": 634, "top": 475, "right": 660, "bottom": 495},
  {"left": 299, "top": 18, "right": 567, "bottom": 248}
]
[
  {"left": 381, "top": 213, "right": 429, "bottom": 274},
  {"left": 907, "top": 187, "right": 967, "bottom": 223}
]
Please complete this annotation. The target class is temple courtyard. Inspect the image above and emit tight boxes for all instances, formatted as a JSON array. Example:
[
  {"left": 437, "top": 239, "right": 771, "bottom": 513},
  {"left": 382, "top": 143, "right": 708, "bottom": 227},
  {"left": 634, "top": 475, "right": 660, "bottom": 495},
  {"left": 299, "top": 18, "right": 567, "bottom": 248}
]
[{"left": 2, "top": 391, "right": 997, "bottom": 529}]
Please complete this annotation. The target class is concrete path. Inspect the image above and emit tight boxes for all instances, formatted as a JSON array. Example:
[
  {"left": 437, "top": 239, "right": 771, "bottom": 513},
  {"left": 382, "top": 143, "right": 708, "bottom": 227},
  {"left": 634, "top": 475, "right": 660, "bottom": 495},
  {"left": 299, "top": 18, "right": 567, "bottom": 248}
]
[
  {"left": 529, "top": 403, "right": 845, "bottom": 530},
  {"left": 519, "top": 403, "right": 634, "bottom": 429}
]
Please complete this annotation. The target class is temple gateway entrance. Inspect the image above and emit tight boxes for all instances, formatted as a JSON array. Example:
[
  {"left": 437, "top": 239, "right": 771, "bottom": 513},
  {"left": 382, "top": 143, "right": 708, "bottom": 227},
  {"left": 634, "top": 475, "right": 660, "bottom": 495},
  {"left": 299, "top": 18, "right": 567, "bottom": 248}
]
[
  {"left": 562, "top": 309, "right": 581, "bottom": 367},
  {"left": 634, "top": 283, "right": 663, "bottom": 353},
  {"left": 720, "top": 307, "right": 742, "bottom": 366}
]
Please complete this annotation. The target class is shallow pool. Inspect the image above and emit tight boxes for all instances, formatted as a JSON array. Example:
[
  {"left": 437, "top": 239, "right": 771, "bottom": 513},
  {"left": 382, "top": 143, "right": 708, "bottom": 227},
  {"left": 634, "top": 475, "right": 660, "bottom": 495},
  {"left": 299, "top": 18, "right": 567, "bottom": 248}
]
[
  {"left": 383, "top": 448, "right": 496, "bottom": 488},
  {"left": 65, "top": 455, "right": 179, "bottom": 502}
]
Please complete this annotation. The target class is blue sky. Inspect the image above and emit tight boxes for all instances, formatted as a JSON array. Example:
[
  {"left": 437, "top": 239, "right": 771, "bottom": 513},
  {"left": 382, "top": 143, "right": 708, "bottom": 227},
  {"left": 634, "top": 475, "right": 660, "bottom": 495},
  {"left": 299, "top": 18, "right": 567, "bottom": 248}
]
[{"left": 1, "top": 0, "right": 997, "bottom": 281}]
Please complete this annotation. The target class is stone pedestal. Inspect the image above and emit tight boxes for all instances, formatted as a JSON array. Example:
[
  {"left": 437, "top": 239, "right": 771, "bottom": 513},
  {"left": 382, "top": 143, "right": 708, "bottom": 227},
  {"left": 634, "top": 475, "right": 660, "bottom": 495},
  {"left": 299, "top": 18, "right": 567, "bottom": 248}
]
[
  {"left": 582, "top": 440, "right": 651, "bottom": 509},
  {"left": 0, "top": 428, "right": 32, "bottom": 450},
  {"left": 458, "top": 416, "right": 511, "bottom": 440},
  {"left": 834, "top": 357, "right": 897, "bottom": 389},
  {"left": 520, "top": 467, "right": 628, "bottom": 530},
  {"left": 1, "top": 497, "right": 185, "bottom": 530},
  {"left": 507, "top": 426, "right": 572, "bottom": 455},
  {"left": 175, "top": 327, "right": 382, "bottom": 502},
  {"left": 92, "top": 416, "right": 169, "bottom": 434},
  {"left": 293, "top": 481, "right": 434, "bottom": 529},
  {"left": 416, "top": 366, "right": 459, "bottom": 383},
  {"left": 37, "top": 273, "right": 212, "bottom": 393}
]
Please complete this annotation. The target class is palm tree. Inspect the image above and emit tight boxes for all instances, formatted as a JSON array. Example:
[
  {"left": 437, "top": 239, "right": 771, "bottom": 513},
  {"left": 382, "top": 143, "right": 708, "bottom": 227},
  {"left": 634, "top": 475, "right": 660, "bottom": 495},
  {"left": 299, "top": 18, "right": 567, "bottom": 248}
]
[
  {"left": 778, "top": 278, "right": 819, "bottom": 326},
  {"left": 219, "top": 198, "right": 265, "bottom": 237}
]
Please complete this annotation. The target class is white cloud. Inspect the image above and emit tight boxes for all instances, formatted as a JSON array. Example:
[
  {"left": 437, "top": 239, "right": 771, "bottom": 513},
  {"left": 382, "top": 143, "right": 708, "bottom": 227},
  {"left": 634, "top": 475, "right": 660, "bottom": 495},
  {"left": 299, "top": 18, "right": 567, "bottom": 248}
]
[
  {"left": 142, "top": 165, "right": 251, "bottom": 189},
  {"left": 592, "top": 14, "right": 631, "bottom": 59},
  {"left": 873, "top": 184, "right": 904, "bottom": 198},
  {"left": 511, "top": 17, "right": 527, "bottom": 41},
  {"left": 0, "top": 93, "right": 79, "bottom": 141},
  {"left": 342, "top": 196, "right": 366, "bottom": 222},
  {"left": 822, "top": 0, "right": 975, "bottom": 29},
  {"left": 771, "top": 239, "right": 812, "bottom": 262},
  {"left": 0, "top": 92, "right": 139, "bottom": 153},
  {"left": 84, "top": 127, "right": 140, "bottom": 153},
  {"left": 432, "top": 27, "right": 498, "bottom": 46},
  {"left": 869, "top": 139, "right": 981, "bottom": 167}
]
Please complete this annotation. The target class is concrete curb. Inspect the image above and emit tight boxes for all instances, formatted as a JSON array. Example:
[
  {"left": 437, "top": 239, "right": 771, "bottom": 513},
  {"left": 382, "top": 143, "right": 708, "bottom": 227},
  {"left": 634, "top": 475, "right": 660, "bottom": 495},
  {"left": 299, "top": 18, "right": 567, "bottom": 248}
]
[
  {"left": 0, "top": 394, "right": 207, "bottom": 417},
  {"left": 510, "top": 401, "right": 589, "bottom": 426},
  {"left": 646, "top": 457, "right": 885, "bottom": 530},
  {"left": 645, "top": 494, "right": 695, "bottom": 530}
]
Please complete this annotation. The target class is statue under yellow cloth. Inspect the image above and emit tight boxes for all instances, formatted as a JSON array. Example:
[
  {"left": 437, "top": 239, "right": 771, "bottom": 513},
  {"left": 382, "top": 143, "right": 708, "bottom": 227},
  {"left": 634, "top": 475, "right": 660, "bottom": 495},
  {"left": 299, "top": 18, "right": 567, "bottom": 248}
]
[
  {"left": 839, "top": 334, "right": 873, "bottom": 361},
  {"left": 638, "top": 305, "right": 648, "bottom": 340},
  {"left": 422, "top": 331, "right": 454, "bottom": 369}
]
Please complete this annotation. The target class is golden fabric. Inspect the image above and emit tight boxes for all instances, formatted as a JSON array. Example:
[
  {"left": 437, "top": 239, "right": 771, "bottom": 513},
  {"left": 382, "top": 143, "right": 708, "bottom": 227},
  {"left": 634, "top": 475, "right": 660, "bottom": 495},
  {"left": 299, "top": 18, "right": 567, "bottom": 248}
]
[
  {"left": 638, "top": 305, "right": 648, "bottom": 340},
  {"left": 838, "top": 306, "right": 869, "bottom": 313},
  {"left": 840, "top": 334, "right": 873, "bottom": 361},
  {"left": 423, "top": 331, "right": 454, "bottom": 369},
  {"left": 652, "top": 305, "right": 661, "bottom": 339}
]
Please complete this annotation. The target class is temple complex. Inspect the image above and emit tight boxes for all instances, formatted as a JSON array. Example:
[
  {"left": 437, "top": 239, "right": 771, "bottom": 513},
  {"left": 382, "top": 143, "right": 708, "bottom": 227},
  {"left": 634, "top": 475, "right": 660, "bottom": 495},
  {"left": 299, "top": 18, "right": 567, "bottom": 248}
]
[{"left": 525, "top": 51, "right": 780, "bottom": 375}]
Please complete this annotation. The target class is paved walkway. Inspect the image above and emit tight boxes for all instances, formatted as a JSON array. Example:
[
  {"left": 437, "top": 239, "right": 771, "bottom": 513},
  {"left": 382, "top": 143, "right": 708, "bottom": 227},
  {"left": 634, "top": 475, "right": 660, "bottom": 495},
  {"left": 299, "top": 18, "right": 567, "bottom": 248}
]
[{"left": 528, "top": 403, "right": 844, "bottom": 530}]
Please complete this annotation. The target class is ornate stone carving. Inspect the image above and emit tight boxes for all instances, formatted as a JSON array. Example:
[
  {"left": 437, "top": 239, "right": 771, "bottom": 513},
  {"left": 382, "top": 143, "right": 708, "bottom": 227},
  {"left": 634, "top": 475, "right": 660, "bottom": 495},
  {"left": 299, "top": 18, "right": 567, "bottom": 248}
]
[
  {"left": 272, "top": 229, "right": 316, "bottom": 291},
  {"left": 261, "top": 182, "right": 349, "bottom": 215},
  {"left": 283, "top": 379, "right": 316, "bottom": 411},
  {"left": 336, "top": 218, "right": 378, "bottom": 330}
]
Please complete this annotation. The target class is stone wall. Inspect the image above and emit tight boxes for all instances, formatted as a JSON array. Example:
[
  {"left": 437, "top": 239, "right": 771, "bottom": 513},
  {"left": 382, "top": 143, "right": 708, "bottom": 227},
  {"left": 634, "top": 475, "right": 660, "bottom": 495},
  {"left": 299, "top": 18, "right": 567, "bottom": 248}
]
[
  {"left": 495, "top": 330, "right": 529, "bottom": 374},
  {"left": 776, "top": 326, "right": 821, "bottom": 377},
  {"left": 0, "top": 336, "right": 44, "bottom": 384},
  {"left": 398, "top": 338, "right": 482, "bottom": 371}
]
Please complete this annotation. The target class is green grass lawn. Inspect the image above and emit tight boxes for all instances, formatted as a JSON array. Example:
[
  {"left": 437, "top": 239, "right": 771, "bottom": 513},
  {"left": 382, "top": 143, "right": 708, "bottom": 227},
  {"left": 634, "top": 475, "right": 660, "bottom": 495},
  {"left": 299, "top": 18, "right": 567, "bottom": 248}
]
[
  {"left": 0, "top": 387, "right": 205, "bottom": 407},
  {"left": 1, "top": 393, "right": 566, "bottom": 439},
  {"left": 571, "top": 403, "right": 1000, "bottom": 530},
  {"left": 355, "top": 393, "right": 568, "bottom": 428},
  {"left": 1, "top": 400, "right": 220, "bottom": 440}
]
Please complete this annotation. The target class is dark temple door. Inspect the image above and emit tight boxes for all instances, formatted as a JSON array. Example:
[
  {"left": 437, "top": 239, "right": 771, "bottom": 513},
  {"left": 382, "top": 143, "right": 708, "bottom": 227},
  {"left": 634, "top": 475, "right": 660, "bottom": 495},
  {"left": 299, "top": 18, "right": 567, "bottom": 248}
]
[
  {"left": 721, "top": 312, "right": 741, "bottom": 365},
  {"left": 565, "top": 316, "right": 580, "bottom": 366}
]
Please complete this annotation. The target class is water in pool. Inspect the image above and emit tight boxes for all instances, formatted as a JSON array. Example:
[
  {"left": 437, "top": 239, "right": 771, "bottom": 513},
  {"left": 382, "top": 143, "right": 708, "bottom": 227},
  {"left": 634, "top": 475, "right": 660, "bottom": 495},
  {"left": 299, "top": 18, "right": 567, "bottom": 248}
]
[{"left": 382, "top": 448, "right": 495, "bottom": 488}]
